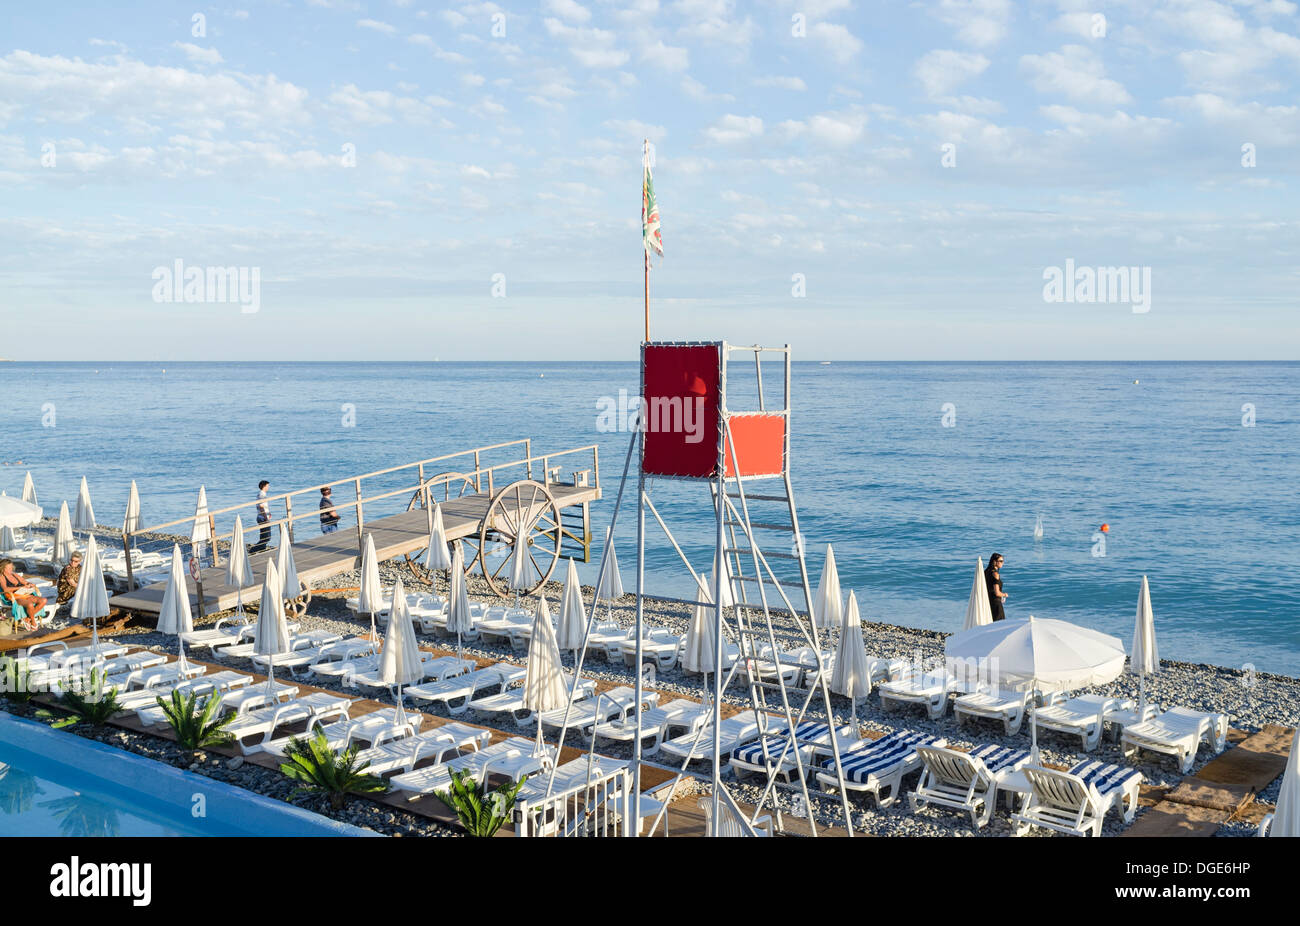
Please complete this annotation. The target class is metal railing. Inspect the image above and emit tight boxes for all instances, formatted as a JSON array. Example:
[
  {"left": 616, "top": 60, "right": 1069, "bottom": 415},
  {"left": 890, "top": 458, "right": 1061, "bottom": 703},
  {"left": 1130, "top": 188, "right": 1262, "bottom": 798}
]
[
  {"left": 513, "top": 767, "right": 633, "bottom": 837},
  {"left": 119, "top": 439, "right": 601, "bottom": 590}
]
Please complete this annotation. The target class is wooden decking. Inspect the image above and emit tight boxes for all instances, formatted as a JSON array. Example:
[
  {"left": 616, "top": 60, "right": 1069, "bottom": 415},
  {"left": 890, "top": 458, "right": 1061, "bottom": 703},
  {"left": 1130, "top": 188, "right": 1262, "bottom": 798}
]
[
  {"left": 1121, "top": 724, "right": 1294, "bottom": 837},
  {"left": 109, "top": 483, "right": 599, "bottom": 615}
]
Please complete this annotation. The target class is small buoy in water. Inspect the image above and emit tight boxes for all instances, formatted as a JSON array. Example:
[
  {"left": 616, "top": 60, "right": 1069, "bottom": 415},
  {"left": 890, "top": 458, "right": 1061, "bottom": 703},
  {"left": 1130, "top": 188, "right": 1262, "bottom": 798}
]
[
  {"left": 1099, "top": 523, "right": 1110, "bottom": 533},
  {"left": 1133, "top": 379, "right": 1140, "bottom": 385}
]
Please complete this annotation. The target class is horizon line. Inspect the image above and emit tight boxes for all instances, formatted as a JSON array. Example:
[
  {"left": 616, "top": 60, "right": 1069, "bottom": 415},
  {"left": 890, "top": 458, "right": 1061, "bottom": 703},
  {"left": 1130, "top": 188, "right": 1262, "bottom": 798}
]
[{"left": 3, "top": 358, "right": 1298, "bottom": 365}]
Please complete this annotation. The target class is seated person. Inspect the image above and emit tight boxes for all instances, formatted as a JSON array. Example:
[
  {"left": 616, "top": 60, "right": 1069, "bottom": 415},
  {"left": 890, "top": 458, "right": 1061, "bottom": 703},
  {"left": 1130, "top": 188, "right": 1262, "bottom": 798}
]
[
  {"left": 0, "top": 559, "right": 45, "bottom": 631},
  {"left": 56, "top": 551, "right": 83, "bottom": 604}
]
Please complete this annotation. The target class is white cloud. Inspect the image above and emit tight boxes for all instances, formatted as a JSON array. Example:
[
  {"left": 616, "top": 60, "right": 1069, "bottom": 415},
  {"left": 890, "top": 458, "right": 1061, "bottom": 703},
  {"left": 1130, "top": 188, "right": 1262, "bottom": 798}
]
[
  {"left": 913, "top": 49, "right": 989, "bottom": 97},
  {"left": 544, "top": 18, "right": 630, "bottom": 68},
  {"left": 754, "top": 75, "right": 807, "bottom": 90},
  {"left": 675, "top": 0, "right": 757, "bottom": 48},
  {"left": 1053, "top": 12, "right": 1105, "bottom": 40},
  {"left": 0, "top": 51, "right": 309, "bottom": 134},
  {"left": 931, "top": 0, "right": 1012, "bottom": 48},
  {"left": 703, "top": 113, "right": 763, "bottom": 144},
  {"left": 778, "top": 108, "right": 868, "bottom": 145},
  {"left": 173, "top": 43, "right": 223, "bottom": 66},
  {"left": 681, "top": 75, "right": 735, "bottom": 102},
  {"left": 1020, "top": 45, "right": 1132, "bottom": 105},
  {"left": 809, "top": 23, "right": 863, "bottom": 62},
  {"left": 328, "top": 84, "right": 446, "bottom": 126},
  {"left": 356, "top": 19, "right": 398, "bottom": 35},
  {"left": 604, "top": 119, "right": 667, "bottom": 142},
  {"left": 641, "top": 40, "right": 689, "bottom": 71},
  {"left": 544, "top": 0, "right": 591, "bottom": 22}
]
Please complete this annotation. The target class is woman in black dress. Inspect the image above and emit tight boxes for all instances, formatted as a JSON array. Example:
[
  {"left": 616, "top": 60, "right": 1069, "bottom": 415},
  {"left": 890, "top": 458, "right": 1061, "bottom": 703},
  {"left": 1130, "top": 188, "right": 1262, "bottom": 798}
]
[{"left": 985, "top": 553, "right": 1007, "bottom": 621}]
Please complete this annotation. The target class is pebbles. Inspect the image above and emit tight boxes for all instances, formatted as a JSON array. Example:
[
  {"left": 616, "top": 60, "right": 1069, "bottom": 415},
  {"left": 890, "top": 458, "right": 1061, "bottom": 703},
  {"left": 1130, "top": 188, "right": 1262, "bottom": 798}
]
[{"left": 54, "top": 560, "right": 1300, "bottom": 838}]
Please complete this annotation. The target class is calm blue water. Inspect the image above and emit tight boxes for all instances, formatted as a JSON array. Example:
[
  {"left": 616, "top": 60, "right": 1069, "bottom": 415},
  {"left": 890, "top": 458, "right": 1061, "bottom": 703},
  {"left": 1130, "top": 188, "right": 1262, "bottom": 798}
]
[
  {"left": 1, "top": 361, "right": 1296, "bottom": 675},
  {"left": 0, "top": 734, "right": 250, "bottom": 836}
]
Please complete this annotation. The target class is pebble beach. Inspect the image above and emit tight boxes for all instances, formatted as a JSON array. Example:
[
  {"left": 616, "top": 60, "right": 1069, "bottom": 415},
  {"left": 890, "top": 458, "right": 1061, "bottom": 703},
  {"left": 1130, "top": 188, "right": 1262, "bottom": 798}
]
[{"left": 87, "top": 549, "right": 1298, "bottom": 839}]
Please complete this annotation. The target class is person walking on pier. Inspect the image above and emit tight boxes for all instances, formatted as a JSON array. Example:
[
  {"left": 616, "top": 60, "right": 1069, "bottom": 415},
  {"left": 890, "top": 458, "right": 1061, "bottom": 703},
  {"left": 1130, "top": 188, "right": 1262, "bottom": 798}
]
[
  {"left": 985, "top": 553, "right": 1007, "bottom": 621},
  {"left": 250, "top": 479, "right": 272, "bottom": 554},
  {"left": 319, "top": 486, "right": 341, "bottom": 535}
]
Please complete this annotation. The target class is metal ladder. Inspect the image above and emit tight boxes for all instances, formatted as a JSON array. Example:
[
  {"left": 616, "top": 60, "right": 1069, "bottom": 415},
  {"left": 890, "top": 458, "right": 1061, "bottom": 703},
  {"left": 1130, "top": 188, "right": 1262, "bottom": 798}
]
[{"left": 709, "top": 445, "right": 856, "bottom": 836}]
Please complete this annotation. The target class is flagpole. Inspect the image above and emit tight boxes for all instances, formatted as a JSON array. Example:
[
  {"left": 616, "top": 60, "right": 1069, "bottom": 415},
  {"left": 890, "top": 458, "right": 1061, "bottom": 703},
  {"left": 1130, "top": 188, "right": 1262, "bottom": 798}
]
[{"left": 642, "top": 138, "right": 649, "bottom": 342}]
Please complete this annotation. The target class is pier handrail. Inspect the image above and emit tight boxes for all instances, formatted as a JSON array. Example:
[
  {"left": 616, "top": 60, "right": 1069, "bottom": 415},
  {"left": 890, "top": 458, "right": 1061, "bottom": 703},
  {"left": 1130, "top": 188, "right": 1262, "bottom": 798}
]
[
  {"left": 126, "top": 439, "right": 534, "bottom": 537},
  {"left": 119, "top": 439, "right": 600, "bottom": 587}
]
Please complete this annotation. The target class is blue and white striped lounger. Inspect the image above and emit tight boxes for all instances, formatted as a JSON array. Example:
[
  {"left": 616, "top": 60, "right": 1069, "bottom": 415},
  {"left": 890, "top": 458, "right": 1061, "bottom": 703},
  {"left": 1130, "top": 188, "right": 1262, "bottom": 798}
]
[
  {"left": 815, "top": 729, "right": 945, "bottom": 807},
  {"left": 1012, "top": 759, "right": 1144, "bottom": 836},
  {"left": 729, "top": 721, "right": 854, "bottom": 782}
]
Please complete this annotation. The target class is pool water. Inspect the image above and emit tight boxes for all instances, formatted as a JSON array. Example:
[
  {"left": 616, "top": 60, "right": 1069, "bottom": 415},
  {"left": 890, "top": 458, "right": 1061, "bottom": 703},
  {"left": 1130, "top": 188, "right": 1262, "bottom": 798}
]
[{"left": 0, "top": 713, "right": 376, "bottom": 837}]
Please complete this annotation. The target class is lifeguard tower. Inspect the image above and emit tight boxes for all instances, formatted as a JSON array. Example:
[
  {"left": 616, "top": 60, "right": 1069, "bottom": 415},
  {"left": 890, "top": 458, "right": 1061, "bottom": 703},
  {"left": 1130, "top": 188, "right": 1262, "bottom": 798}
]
[{"left": 624, "top": 341, "right": 855, "bottom": 836}]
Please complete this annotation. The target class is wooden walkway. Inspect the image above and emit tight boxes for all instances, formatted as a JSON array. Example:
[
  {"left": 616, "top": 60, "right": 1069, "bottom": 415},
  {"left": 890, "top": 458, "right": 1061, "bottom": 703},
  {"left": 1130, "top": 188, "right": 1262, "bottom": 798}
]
[
  {"left": 109, "top": 483, "right": 599, "bottom": 615},
  {"left": 1122, "top": 724, "right": 1294, "bottom": 837}
]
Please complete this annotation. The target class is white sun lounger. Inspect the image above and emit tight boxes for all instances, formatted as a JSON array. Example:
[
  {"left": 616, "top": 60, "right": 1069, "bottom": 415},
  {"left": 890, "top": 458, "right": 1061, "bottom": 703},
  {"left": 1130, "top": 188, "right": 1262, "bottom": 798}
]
[
  {"left": 218, "top": 680, "right": 299, "bottom": 716},
  {"left": 1121, "top": 707, "right": 1229, "bottom": 773},
  {"left": 248, "top": 636, "right": 348, "bottom": 672},
  {"left": 909, "top": 743, "right": 1032, "bottom": 828},
  {"left": 538, "top": 686, "right": 652, "bottom": 737},
  {"left": 515, "top": 755, "right": 613, "bottom": 804},
  {"left": 585, "top": 623, "right": 631, "bottom": 660},
  {"left": 41, "top": 651, "right": 168, "bottom": 693},
  {"left": 48, "top": 642, "right": 130, "bottom": 668},
  {"left": 475, "top": 612, "right": 534, "bottom": 647},
  {"left": 405, "top": 665, "right": 524, "bottom": 714},
  {"left": 469, "top": 676, "right": 596, "bottom": 726},
  {"left": 660, "top": 714, "right": 781, "bottom": 765},
  {"left": 181, "top": 617, "right": 256, "bottom": 651},
  {"left": 344, "top": 652, "right": 471, "bottom": 691},
  {"left": 226, "top": 692, "right": 353, "bottom": 754},
  {"left": 354, "top": 722, "right": 492, "bottom": 776},
  {"left": 877, "top": 672, "right": 964, "bottom": 719},
  {"left": 131, "top": 671, "right": 253, "bottom": 726},
  {"left": 261, "top": 711, "right": 425, "bottom": 757},
  {"left": 217, "top": 629, "right": 341, "bottom": 660},
  {"left": 590, "top": 699, "right": 710, "bottom": 756},
  {"left": 954, "top": 686, "right": 1036, "bottom": 735},
  {"left": 1012, "top": 759, "right": 1144, "bottom": 836},
  {"left": 1034, "top": 695, "right": 1129, "bottom": 751},
  {"left": 815, "top": 729, "right": 947, "bottom": 808},
  {"left": 388, "top": 737, "right": 544, "bottom": 797},
  {"left": 617, "top": 631, "right": 684, "bottom": 672},
  {"left": 736, "top": 646, "right": 803, "bottom": 687},
  {"left": 111, "top": 659, "right": 207, "bottom": 692},
  {"left": 302, "top": 638, "right": 377, "bottom": 676}
]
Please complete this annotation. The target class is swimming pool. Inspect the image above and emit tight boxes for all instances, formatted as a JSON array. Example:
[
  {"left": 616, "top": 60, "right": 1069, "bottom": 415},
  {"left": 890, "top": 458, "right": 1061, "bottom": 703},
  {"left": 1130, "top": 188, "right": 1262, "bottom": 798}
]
[{"left": 0, "top": 713, "right": 378, "bottom": 837}]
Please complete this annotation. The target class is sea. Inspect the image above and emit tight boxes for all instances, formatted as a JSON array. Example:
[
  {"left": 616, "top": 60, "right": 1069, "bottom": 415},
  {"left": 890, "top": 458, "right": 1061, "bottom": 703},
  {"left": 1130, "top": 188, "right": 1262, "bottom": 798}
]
[{"left": 1, "top": 361, "right": 1296, "bottom": 676}]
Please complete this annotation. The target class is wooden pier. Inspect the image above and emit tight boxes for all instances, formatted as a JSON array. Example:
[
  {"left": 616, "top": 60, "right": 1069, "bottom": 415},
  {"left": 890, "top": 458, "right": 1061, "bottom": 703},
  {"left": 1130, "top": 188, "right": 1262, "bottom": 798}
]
[{"left": 110, "top": 440, "right": 601, "bottom": 616}]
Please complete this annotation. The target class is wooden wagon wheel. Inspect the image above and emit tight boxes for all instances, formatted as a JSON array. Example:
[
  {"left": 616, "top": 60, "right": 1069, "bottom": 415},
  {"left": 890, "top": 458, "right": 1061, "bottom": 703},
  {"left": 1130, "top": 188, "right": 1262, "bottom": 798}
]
[
  {"left": 284, "top": 582, "right": 312, "bottom": 619},
  {"left": 478, "top": 480, "right": 562, "bottom": 598},
  {"left": 404, "top": 471, "right": 478, "bottom": 583}
]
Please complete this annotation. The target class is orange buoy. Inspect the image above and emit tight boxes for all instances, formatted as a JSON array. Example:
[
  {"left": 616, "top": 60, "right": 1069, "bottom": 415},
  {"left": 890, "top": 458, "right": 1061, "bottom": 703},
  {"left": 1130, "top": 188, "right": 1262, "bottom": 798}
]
[{"left": 1099, "top": 523, "right": 1110, "bottom": 533}]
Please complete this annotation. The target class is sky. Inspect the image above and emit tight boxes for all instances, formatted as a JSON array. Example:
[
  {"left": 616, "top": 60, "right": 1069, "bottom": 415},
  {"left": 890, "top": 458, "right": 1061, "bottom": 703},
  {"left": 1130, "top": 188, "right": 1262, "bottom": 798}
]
[{"left": 1, "top": 0, "right": 1298, "bottom": 360}]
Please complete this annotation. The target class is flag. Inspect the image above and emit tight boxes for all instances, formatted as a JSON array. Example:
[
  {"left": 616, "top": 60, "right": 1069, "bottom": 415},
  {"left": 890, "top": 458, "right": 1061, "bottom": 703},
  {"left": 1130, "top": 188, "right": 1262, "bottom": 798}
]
[{"left": 642, "top": 143, "right": 663, "bottom": 258}]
